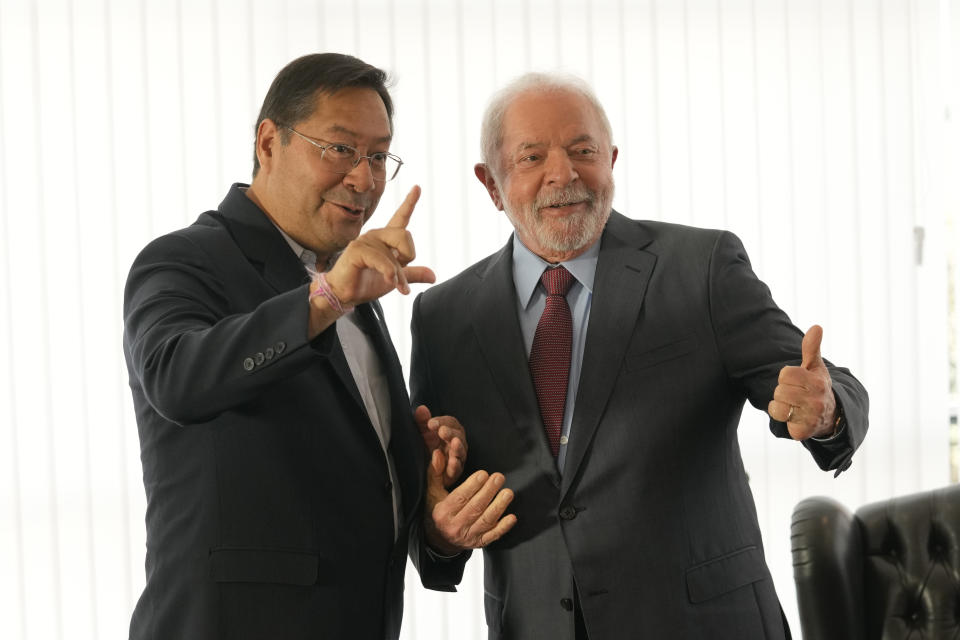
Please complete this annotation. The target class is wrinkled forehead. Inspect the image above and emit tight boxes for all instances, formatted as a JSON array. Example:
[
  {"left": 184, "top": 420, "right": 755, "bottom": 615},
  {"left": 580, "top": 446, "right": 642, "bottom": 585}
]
[
  {"left": 306, "top": 87, "right": 393, "bottom": 144},
  {"left": 500, "top": 88, "right": 609, "bottom": 150}
]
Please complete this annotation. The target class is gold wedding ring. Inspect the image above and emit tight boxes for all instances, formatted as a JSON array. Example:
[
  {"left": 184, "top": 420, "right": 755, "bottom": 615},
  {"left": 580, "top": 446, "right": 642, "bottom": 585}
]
[{"left": 786, "top": 405, "right": 796, "bottom": 422}]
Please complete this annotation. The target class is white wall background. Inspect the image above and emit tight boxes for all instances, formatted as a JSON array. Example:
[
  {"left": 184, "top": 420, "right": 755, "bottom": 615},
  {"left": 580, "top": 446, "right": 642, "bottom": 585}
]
[{"left": 1, "top": 0, "right": 957, "bottom": 638}]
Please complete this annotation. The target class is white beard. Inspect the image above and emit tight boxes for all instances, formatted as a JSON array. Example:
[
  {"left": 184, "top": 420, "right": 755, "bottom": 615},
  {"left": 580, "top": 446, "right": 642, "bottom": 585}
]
[{"left": 503, "top": 182, "right": 614, "bottom": 255}]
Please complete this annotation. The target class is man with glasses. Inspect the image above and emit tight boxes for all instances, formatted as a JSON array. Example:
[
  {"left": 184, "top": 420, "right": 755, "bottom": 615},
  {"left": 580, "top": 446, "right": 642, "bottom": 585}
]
[{"left": 123, "top": 53, "right": 468, "bottom": 640}]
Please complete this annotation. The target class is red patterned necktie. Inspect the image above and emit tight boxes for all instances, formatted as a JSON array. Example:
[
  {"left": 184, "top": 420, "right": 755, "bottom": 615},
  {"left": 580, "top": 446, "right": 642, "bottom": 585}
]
[{"left": 529, "top": 266, "right": 575, "bottom": 457}]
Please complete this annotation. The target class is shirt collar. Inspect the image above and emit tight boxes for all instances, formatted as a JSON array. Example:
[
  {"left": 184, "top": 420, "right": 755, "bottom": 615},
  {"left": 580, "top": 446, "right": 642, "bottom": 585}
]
[
  {"left": 268, "top": 219, "right": 343, "bottom": 272},
  {"left": 512, "top": 232, "right": 601, "bottom": 310},
  {"left": 270, "top": 224, "right": 316, "bottom": 271}
]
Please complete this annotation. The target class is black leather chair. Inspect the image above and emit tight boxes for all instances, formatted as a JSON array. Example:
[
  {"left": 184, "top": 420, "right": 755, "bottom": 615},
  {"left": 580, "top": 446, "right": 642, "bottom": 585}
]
[{"left": 790, "top": 483, "right": 960, "bottom": 639}]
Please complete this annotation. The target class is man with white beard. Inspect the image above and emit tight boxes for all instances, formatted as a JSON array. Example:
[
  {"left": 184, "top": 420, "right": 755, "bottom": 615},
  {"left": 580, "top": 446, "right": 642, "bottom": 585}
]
[{"left": 409, "top": 72, "right": 868, "bottom": 640}]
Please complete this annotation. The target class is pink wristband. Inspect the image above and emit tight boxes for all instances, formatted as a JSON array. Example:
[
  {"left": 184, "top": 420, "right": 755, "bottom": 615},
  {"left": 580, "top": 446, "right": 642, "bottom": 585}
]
[{"left": 310, "top": 272, "right": 354, "bottom": 314}]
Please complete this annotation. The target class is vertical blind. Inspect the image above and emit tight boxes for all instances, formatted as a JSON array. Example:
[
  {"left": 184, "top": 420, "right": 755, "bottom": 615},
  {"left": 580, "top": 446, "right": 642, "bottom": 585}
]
[{"left": 0, "top": 0, "right": 955, "bottom": 638}]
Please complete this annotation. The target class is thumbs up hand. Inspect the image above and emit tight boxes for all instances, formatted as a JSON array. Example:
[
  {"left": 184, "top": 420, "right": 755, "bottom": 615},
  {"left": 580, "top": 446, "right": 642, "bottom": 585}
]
[{"left": 767, "top": 325, "right": 839, "bottom": 440}]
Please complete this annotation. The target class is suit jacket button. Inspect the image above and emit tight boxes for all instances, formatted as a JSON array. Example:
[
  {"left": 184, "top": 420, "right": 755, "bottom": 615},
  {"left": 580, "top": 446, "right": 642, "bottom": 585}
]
[
  {"left": 265, "top": 346, "right": 275, "bottom": 360},
  {"left": 560, "top": 598, "right": 574, "bottom": 611},
  {"left": 559, "top": 506, "right": 577, "bottom": 520},
  {"left": 275, "top": 341, "right": 286, "bottom": 354},
  {"left": 242, "top": 357, "right": 255, "bottom": 371},
  {"left": 255, "top": 352, "right": 265, "bottom": 365}
]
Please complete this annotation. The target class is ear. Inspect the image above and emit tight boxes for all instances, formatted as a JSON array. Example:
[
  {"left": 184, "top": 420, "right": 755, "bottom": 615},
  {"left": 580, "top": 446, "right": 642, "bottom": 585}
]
[
  {"left": 255, "top": 119, "right": 281, "bottom": 174},
  {"left": 610, "top": 145, "right": 619, "bottom": 169},
  {"left": 474, "top": 163, "right": 505, "bottom": 211}
]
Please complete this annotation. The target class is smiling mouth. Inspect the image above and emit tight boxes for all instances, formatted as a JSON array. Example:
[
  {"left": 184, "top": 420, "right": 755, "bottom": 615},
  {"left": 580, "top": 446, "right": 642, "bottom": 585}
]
[{"left": 545, "top": 200, "right": 586, "bottom": 210}]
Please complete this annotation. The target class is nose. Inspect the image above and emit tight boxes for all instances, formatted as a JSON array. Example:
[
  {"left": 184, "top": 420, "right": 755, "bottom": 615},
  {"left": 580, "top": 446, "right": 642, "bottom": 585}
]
[
  {"left": 544, "top": 149, "right": 578, "bottom": 186},
  {"left": 342, "top": 157, "right": 377, "bottom": 192}
]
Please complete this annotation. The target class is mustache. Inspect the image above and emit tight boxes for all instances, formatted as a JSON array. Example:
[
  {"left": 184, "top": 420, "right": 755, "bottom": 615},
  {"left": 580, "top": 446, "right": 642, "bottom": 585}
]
[
  {"left": 323, "top": 188, "right": 374, "bottom": 211},
  {"left": 534, "top": 185, "right": 595, "bottom": 210}
]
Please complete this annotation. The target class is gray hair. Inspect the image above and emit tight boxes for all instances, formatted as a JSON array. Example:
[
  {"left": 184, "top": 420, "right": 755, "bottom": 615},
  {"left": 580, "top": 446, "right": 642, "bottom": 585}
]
[{"left": 479, "top": 72, "right": 613, "bottom": 176}]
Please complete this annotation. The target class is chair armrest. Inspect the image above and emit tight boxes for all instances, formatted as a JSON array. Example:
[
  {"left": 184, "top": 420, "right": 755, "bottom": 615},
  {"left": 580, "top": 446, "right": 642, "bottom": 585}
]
[{"left": 791, "top": 496, "right": 864, "bottom": 640}]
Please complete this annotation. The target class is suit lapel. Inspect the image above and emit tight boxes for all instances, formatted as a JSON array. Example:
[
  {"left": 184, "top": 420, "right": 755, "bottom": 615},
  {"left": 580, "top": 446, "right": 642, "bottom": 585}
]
[
  {"left": 358, "top": 301, "right": 425, "bottom": 527},
  {"left": 561, "top": 212, "right": 657, "bottom": 497},
  {"left": 356, "top": 302, "right": 410, "bottom": 449},
  {"left": 215, "top": 186, "right": 312, "bottom": 295},
  {"left": 473, "top": 241, "right": 562, "bottom": 488}
]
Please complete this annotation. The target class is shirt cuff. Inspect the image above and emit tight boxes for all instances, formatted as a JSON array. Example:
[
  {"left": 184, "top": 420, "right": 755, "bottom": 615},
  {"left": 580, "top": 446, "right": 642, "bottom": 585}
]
[
  {"left": 811, "top": 403, "right": 846, "bottom": 442},
  {"left": 424, "top": 544, "right": 466, "bottom": 562}
]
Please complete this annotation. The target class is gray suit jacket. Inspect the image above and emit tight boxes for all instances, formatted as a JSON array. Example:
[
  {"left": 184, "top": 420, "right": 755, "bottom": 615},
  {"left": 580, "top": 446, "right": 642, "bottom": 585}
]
[{"left": 410, "top": 211, "right": 868, "bottom": 639}]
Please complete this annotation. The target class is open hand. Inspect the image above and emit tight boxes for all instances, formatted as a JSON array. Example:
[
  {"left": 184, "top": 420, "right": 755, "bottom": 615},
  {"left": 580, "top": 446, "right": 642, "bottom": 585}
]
[
  {"left": 415, "top": 405, "right": 467, "bottom": 488},
  {"left": 423, "top": 449, "right": 517, "bottom": 555}
]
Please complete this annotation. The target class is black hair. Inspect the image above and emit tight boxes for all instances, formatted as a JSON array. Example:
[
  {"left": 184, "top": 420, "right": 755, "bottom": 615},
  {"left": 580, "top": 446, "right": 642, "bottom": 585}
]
[{"left": 251, "top": 52, "right": 393, "bottom": 178}]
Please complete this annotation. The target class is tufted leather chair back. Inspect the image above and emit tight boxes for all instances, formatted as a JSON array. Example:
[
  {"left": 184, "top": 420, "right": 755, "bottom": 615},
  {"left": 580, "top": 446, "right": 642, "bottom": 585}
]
[{"left": 791, "top": 483, "right": 960, "bottom": 640}]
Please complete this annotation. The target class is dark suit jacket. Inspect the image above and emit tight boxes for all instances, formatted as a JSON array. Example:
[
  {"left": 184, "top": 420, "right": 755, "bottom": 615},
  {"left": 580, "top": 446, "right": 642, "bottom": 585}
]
[
  {"left": 410, "top": 211, "right": 868, "bottom": 640},
  {"left": 123, "top": 184, "right": 452, "bottom": 640}
]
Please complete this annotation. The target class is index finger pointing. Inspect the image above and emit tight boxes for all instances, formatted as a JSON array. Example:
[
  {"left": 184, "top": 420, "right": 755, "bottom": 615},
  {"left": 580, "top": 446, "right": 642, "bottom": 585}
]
[{"left": 386, "top": 185, "right": 421, "bottom": 229}]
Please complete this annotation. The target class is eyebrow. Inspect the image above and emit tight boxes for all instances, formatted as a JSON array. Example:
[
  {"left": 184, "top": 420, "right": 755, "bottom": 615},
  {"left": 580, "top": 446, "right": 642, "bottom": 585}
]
[
  {"left": 567, "top": 134, "right": 598, "bottom": 146},
  {"left": 513, "top": 142, "right": 545, "bottom": 154},
  {"left": 325, "top": 124, "right": 392, "bottom": 145},
  {"left": 511, "top": 134, "right": 598, "bottom": 155}
]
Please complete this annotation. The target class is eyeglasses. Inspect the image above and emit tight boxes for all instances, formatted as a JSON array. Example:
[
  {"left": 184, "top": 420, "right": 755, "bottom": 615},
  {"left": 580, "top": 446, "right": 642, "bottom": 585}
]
[{"left": 282, "top": 125, "right": 403, "bottom": 182}]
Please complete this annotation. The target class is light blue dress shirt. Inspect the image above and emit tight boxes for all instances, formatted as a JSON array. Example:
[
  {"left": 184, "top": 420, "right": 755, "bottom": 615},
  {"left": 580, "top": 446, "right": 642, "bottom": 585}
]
[{"left": 512, "top": 233, "right": 600, "bottom": 472}]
